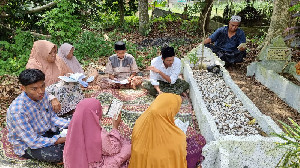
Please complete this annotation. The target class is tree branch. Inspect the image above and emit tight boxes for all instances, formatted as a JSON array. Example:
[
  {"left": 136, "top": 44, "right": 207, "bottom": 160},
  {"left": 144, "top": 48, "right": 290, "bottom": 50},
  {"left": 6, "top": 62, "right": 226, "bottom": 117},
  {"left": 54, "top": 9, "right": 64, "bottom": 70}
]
[
  {"left": 27, "top": 1, "right": 58, "bottom": 14},
  {"left": 1, "top": 1, "right": 58, "bottom": 18},
  {"left": 0, "top": 23, "right": 51, "bottom": 38}
]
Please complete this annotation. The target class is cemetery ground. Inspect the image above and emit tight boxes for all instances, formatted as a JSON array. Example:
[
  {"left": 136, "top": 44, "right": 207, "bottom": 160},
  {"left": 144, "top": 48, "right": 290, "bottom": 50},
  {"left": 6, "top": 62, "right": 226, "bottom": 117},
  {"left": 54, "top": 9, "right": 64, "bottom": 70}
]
[{"left": 0, "top": 24, "right": 299, "bottom": 131}]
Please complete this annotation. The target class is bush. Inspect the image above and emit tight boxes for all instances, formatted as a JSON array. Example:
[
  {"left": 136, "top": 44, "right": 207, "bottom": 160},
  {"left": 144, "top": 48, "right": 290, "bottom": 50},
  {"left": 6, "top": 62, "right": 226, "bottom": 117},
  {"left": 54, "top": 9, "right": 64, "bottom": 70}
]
[
  {"left": 181, "top": 18, "right": 198, "bottom": 35},
  {"left": 0, "top": 29, "right": 33, "bottom": 75},
  {"left": 37, "top": 0, "right": 82, "bottom": 45},
  {"left": 73, "top": 31, "right": 114, "bottom": 62},
  {"left": 123, "top": 16, "right": 139, "bottom": 32}
]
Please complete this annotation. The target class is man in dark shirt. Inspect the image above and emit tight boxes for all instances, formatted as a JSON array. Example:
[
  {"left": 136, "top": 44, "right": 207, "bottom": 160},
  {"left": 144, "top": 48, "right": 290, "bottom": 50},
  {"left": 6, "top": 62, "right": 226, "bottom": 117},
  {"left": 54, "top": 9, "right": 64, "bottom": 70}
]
[{"left": 204, "top": 15, "right": 246, "bottom": 66}]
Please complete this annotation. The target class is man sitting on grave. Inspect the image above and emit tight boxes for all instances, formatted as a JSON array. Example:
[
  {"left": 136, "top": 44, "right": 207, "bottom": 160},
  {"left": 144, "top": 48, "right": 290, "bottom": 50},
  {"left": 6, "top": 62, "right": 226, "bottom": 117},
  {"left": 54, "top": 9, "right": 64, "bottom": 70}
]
[
  {"left": 144, "top": 46, "right": 189, "bottom": 96},
  {"left": 6, "top": 69, "right": 69, "bottom": 164},
  {"left": 105, "top": 41, "right": 142, "bottom": 89},
  {"left": 203, "top": 15, "right": 247, "bottom": 66}
]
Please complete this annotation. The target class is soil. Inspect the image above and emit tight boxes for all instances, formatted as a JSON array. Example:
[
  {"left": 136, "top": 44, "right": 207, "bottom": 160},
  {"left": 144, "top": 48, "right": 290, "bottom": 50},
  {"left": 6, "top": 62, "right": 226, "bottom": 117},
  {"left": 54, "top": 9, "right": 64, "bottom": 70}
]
[
  {"left": 279, "top": 73, "right": 300, "bottom": 86},
  {"left": 226, "top": 42, "right": 300, "bottom": 128}
]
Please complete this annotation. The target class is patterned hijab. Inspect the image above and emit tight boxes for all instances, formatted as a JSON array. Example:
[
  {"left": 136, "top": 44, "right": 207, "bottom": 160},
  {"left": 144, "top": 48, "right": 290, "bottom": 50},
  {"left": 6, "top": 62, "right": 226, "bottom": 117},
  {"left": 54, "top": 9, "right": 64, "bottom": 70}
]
[
  {"left": 63, "top": 98, "right": 103, "bottom": 168},
  {"left": 26, "top": 40, "right": 60, "bottom": 86},
  {"left": 129, "top": 93, "right": 187, "bottom": 168},
  {"left": 58, "top": 43, "right": 84, "bottom": 73}
]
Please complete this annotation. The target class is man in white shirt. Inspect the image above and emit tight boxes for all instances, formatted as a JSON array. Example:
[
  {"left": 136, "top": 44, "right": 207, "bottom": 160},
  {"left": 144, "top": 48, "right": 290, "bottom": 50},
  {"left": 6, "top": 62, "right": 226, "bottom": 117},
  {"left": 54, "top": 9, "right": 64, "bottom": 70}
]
[{"left": 144, "top": 46, "right": 189, "bottom": 96}]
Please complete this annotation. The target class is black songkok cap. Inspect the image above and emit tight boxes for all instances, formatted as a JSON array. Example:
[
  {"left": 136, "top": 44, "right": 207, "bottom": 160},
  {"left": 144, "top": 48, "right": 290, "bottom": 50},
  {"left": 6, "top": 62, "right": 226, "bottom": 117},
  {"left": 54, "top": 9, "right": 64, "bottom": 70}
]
[
  {"left": 161, "top": 46, "right": 175, "bottom": 59},
  {"left": 114, "top": 41, "right": 126, "bottom": 50}
]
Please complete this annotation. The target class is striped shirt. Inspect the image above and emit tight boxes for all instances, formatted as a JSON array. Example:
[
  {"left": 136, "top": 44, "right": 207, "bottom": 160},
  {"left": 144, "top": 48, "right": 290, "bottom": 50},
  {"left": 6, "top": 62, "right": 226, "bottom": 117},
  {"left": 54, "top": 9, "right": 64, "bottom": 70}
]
[
  {"left": 105, "top": 53, "right": 139, "bottom": 81},
  {"left": 6, "top": 91, "right": 69, "bottom": 156}
]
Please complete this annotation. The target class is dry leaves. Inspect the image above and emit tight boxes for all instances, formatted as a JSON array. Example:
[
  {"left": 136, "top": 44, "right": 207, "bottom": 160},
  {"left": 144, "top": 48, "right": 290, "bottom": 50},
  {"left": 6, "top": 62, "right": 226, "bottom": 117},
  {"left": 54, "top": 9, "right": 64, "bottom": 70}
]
[{"left": 0, "top": 75, "right": 21, "bottom": 127}]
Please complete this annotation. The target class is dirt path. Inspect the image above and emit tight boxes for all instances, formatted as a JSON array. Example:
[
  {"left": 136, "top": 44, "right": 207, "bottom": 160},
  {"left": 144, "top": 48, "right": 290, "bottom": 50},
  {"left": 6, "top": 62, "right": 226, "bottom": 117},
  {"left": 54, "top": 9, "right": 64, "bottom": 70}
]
[{"left": 226, "top": 44, "right": 300, "bottom": 128}]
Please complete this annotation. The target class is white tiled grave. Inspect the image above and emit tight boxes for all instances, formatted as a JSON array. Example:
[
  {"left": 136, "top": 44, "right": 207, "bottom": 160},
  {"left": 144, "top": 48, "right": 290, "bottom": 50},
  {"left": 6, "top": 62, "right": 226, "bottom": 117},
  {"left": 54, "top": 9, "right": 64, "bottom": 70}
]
[
  {"left": 247, "top": 61, "right": 300, "bottom": 113},
  {"left": 183, "top": 45, "right": 287, "bottom": 168}
]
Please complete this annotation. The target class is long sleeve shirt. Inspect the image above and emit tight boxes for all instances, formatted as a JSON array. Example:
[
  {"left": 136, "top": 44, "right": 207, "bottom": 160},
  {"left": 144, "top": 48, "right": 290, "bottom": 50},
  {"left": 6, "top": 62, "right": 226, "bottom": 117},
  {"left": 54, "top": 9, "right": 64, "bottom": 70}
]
[
  {"left": 105, "top": 53, "right": 139, "bottom": 81},
  {"left": 6, "top": 91, "right": 69, "bottom": 156},
  {"left": 149, "top": 56, "right": 181, "bottom": 85}
]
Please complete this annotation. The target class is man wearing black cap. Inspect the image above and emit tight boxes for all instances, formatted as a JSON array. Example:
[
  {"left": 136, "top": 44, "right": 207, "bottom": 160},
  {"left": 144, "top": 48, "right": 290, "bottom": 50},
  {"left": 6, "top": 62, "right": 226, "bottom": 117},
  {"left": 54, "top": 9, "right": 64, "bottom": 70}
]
[
  {"left": 144, "top": 46, "right": 189, "bottom": 96},
  {"left": 105, "top": 41, "right": 141, "bottom": 88}
]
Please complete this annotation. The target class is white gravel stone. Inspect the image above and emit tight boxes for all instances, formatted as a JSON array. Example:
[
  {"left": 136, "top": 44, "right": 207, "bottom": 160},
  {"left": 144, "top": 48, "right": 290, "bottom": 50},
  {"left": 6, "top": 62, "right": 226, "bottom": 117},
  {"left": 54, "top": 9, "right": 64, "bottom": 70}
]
[{"left": 193, "top": 70, "right": 262, "bottom": 136}]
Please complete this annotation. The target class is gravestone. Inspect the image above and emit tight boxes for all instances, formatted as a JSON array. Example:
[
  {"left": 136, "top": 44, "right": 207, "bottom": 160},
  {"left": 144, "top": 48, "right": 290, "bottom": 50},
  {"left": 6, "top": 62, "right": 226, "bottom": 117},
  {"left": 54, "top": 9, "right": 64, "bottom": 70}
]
[
  {"left": 247, "top": 36, "right": 300, "bottom": 113},
  {"left": 258, "top": 36, "right": 291, "bottom": 61},
  {"left": 258, "top": 36, "right": 291, "bottom": 72}
]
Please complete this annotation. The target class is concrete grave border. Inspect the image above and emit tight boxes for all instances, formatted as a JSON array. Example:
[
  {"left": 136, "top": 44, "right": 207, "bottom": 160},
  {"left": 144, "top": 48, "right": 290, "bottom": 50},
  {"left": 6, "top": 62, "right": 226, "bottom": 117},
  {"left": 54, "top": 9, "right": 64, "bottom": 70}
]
[
  {"left": 182, "top": 45, "right": 287, "bottom": 168},
  {"left": 247, "top": 62, "right": 300, "bottom": 113}
]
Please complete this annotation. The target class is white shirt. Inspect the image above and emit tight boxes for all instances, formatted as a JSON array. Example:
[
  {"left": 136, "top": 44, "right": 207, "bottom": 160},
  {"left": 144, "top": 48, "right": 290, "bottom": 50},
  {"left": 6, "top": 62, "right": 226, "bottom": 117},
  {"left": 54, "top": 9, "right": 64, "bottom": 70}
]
[{"left": 150, "top": 56, "right": 181, "bottom": 85}]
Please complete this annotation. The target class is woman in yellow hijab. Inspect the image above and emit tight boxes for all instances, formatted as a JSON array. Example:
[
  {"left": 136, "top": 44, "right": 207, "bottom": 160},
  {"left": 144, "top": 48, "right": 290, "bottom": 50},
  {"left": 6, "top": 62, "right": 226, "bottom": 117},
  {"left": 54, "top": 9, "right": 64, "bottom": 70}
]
[{"left": 129, "top": 93, "right": 187, "bottom": 168}]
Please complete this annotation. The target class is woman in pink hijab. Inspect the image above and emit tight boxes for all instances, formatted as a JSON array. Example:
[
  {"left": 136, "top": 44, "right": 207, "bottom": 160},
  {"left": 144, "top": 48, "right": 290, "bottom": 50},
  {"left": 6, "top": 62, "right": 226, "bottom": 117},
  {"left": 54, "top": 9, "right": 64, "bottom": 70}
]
[
  {"left": 63, "top": 98, "right": 131, "bottom": 168},
  {"left": 26, "top": 40, "right": 83, "bottom": 116},
  {"left": 26, "top": 40, "right": 71, "bottom": 86},
  {"left": 58, "top": 43, "right": 84, "bottom": 74}
]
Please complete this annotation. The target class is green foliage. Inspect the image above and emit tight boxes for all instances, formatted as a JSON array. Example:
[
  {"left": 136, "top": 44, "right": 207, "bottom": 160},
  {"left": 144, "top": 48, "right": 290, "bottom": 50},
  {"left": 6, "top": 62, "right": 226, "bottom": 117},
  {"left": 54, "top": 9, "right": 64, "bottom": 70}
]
[
  {"left": 152, "top": 13, "right": 181, "bottom": 23},
  {"left": 73, "top": 31, "right": 114, "bottom": 62},
  {"left": 188, "top": 51, "right": 198, "bottom": 68},
  {"left": 0, "top": 29, "right": 33, "bottom": 75},
  {"left": 151, "top": 14, "right": 182, "bottom": 33},
  {"left": 125, "top": 41, "right": 138, "bottom": 58},
  {"left": 149, "top": 0, "right": 167, "bottom": 10},
  {"left": 289, "top": 2, "right": 300, "bottom": 14},
  {"left": 92, "top": 11, "right": 120, "bottom": 31},
  {"left": 0, "top": 0, "right": 51, "bottom": 41},
  {"left": 180, "top": 18, "right": 199, "bottom": 35},
  {"left": 37, "top": 0, "right": 82, "bottom": 44},
  {"left": 99, "top": 0, "right": 138, "bottom": 17},
  {"left": 273, "top": 118, "right": 300, "bottom": 168},
  {"left": 246, "top": 33, "right": 266, "bottom": 46},
  {"left": 90, "top": 12, "right": 139, "bottom": 33},
  {"left": 123, "top": 16, "right": 139, "bottom": 32},
  {"left": 187, "top": 2, "right": 206, "bottom": 16}
]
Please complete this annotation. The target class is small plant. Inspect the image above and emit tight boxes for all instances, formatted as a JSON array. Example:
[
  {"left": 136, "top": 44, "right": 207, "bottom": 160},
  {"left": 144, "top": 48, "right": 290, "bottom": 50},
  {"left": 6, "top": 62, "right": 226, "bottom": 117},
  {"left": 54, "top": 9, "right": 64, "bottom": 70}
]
[
  {"left": 187, "top": 51, "right": 198, "bottom": 69},
  {"left": 273, "top": 118, "right": 300, "bottom": 168}
]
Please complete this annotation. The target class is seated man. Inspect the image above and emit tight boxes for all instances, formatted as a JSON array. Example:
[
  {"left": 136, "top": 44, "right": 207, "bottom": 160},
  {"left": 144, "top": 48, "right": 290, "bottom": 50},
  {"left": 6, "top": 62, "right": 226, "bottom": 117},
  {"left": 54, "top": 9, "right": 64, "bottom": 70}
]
[
  {"left": 105, "top": 41, "right": 142, "bottom": 89},
  {"left": 144, "top": 46, "right": 189, "bottom": 96},
  {"left": 6, "top": 69, "right": 69, "bottom": 164},
  {"left": 204, "top": 15, "right": 246, "bottom": 66}
]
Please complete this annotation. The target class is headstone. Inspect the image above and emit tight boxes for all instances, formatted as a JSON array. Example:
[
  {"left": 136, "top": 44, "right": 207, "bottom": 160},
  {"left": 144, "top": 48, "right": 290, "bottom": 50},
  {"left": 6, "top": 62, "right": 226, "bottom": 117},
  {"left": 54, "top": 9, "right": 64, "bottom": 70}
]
[
  {"left": 152, "top": 8, "right": 172, "bottom": 18},
  {"left": 258, "top": 36, "right": 291, "bottom": 61}
]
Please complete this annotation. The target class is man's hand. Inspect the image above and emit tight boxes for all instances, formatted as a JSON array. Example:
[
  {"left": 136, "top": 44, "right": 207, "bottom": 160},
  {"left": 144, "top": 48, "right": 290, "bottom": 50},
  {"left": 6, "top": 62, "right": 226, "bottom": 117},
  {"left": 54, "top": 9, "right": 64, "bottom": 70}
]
[
  {"left": 54, "top": 137, "right": 66, "bottom": 144},
  {"left": 203, "top": 38, "right": 212, "bottom": 45},
  {"left": 239, "top": 46, "right": 246, "bottom": 51},
  {"left": 147, "top": 66, "right": 160, "bottom": 73},
  {"left": 158, "top": 90, "right": 163, "bottom": 95},
  {"left": 51, "top": 98, "right": 61, "bottom": 113},
  {"left": 109, "top": 74, "right": 115, "bottom": 80}
]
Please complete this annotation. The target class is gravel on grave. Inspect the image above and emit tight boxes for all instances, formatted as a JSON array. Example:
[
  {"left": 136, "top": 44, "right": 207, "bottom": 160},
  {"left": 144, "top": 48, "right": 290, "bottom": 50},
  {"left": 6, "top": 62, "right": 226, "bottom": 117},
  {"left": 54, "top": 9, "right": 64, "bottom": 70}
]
[{"left": 193, "top": 70, "right": 264, "bottom": 136}]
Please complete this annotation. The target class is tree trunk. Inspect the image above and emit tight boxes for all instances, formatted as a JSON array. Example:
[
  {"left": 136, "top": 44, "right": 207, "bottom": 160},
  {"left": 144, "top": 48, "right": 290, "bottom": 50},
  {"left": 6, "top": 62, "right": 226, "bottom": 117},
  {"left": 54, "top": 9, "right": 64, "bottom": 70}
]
[
  {"left": 259, "top": 0, "right": 291, "bottom": 50},
  {"left": 118, "top": 0, "right": 125, "bottom": 25},
  {"left": 198, "top": 0, "right": 213, "bottom": 34},
  {"left": 138, "top": 0, "right": 149, "bottom": 35}
]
